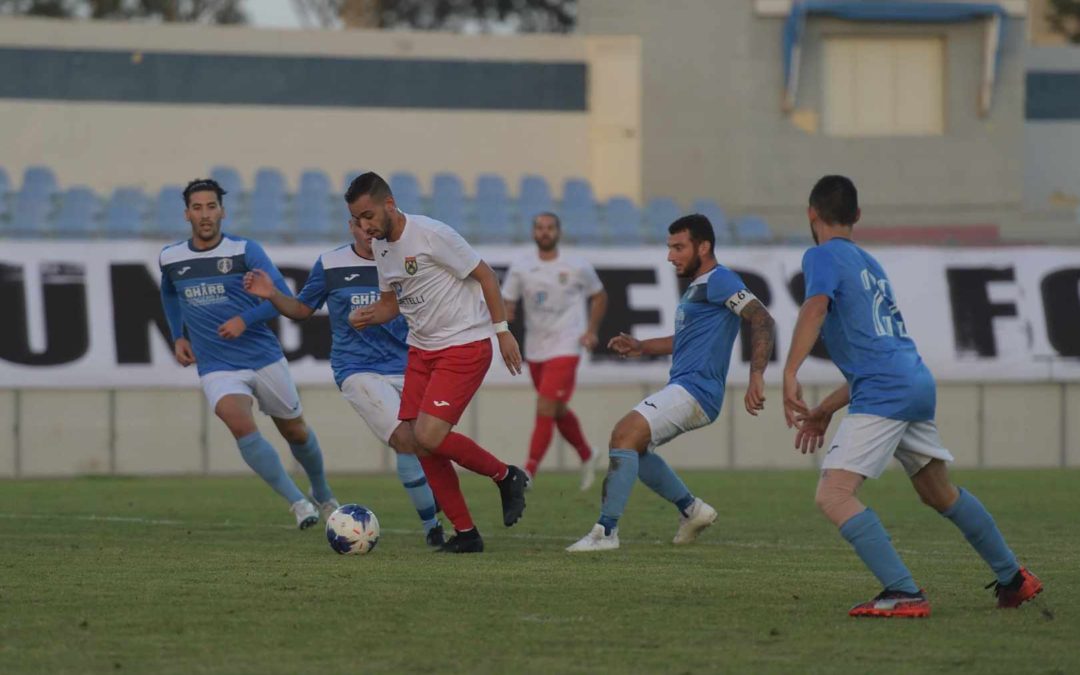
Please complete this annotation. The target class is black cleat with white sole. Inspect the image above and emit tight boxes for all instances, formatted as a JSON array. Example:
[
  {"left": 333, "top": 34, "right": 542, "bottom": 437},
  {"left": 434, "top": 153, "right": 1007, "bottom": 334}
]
[
  {"left": 426, "top": 523, "right": 446, "bottom": 548},
  {"left": 497, "top": 465, "right": 528, "bottom": 526}
]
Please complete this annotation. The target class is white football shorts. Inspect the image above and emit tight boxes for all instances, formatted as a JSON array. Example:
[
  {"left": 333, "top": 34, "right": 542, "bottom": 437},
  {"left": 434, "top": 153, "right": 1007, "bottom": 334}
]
[
  {"left": 199, "top": 357, "right": 303, "bottom": 420},
  {"left": 632, "top": 383, "right": 712, "bottom": 451},
  {"left": 340, "top": 372, "right": 405, "bottom": 444},
  {"left": 821, "top": 414, "right": 955, "bottom": 479}
]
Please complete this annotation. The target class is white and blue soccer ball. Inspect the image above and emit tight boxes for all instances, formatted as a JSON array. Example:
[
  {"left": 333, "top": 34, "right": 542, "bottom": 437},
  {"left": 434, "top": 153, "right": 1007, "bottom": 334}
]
[{"left": 326, "top": 504, "right": 380, "bottom": 555}]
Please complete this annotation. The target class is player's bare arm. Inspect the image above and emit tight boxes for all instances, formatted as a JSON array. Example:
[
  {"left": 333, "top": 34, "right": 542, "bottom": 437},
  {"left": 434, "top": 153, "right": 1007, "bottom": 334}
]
[
  {"left": 470, "top": 260, "right": 523, "bottom": 375},
  {"left": 581, "top": 289, "right": 608, "bottom": 350},
  {"left": 607, "top": 333, "right": 674, "bottom": 358},
  {"left": 739, "top": 299, "right": 776, "bottom": 416},
  {"left": 793, "top": 383, "right": 850, "bottom": 454},
  {"left": 349, "top": 291, "right": 400, "bottom": 330},
  {"left": 782, "top": 294, "right": 830, "bottom": 428},
  {"left": 243, "top": 269, "right": 314, "bottom": 321}
]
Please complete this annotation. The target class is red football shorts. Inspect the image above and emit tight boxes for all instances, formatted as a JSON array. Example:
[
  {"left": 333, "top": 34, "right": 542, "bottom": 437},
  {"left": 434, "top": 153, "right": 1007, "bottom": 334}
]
[
  {"left": 527, "top": 355, "right": 580, "bottom": 403},
  {"left": 399, "top": 339, "right": 493, "bottom": 425}
]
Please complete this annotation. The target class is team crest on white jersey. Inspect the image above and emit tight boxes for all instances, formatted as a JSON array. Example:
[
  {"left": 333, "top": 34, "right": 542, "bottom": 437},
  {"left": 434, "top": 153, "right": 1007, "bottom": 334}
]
[
  {"left": 217, "top": 258, "right": 233, "bottom": 274},
  {"left": 404, "top": 256, "right": 418, "bottom": 275},
  {"left": 558, "top": 271, "right": 569, "bottom": 285}
]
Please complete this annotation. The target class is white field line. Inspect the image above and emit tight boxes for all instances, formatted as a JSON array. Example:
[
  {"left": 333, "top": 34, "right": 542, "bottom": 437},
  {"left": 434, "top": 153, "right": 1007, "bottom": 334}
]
[{"left": 0, "top": 512, "right": 912, "bottom": 553}]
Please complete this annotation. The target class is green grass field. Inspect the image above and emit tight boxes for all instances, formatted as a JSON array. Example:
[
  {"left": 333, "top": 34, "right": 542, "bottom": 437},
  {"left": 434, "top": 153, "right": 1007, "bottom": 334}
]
[{"left": 2, "top": 469, "right": 1077, "bottom": 674}]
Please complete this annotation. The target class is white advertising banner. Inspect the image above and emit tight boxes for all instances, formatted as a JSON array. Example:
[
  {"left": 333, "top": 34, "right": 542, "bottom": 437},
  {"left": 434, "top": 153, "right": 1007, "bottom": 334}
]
[{"left": 2, "top": 241, "right": 1079, "bottom": 388}]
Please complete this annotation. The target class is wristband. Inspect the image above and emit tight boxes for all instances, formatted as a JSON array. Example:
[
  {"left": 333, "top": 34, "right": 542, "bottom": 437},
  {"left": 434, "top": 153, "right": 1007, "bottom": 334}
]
[{"left": 493, "top": 321, "right": 510, "bottom": 334}]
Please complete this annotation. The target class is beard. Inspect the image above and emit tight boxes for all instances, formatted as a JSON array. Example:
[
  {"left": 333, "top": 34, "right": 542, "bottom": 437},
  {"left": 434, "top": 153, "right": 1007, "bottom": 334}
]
[
  {"left": 535, "top": 236, "right": 558, "bottom": 252},
  {"left": 369, "top": 208, "right": 392, "bottom": 240},
  {"left": 677, "top": 252, "right": 702, "bottom": 278},
  {"left": 810, "top": 223, "right": 820, "bottom": 245},
  {"left": 194, "top": 220, "right": 220, "bottom": 241}
]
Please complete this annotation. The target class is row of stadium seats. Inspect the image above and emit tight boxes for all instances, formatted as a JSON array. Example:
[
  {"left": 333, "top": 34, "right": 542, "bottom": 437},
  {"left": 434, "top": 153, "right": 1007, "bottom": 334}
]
[{"left": 0, "top": 165, "right": 778, "bottom": 244}]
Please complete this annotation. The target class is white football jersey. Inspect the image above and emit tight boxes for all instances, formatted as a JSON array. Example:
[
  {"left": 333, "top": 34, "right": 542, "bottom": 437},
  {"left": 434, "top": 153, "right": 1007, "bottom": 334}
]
[
  {"left": 502, "top": 250, "right": 604, "bottom": 362},
  {"left": 372, "top": 213, "right": 492, "bottom": 351}
]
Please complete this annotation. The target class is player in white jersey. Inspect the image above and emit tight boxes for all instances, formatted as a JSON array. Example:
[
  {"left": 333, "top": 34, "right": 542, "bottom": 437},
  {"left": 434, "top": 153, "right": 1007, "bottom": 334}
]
[
  {"left": 345, "top": 172, "right": 529, "bottom": 554},
  {"left": 501, "top": 212, "right": 607, "bottom": 489}
]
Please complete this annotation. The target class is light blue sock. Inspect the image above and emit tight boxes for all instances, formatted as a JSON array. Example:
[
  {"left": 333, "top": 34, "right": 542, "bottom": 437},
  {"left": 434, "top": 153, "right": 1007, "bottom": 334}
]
[
  {"left": 237, "top": 431, "right": 306, "bottom": 504},
  {"left": 395, "top": 453, "right": 439, "bottom": 533},
  {"left": 598, "top": 449, "right": 639, "bottom": 535},
  {"left": 942, "top": 488, "right": 1020, "bottom": 584},
  {"left": 839, "top": 508, "right": 920, "bottom": 594},
  {"left": 638, "top": 452, "right": 695, "bottom": 515},
  {"left": 288, "top": 428, "right": 334, "bottom": 504}
]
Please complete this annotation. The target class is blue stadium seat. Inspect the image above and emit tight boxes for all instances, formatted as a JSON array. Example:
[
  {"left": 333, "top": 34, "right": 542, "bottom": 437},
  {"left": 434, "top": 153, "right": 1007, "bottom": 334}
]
[
  {"left": 604, "top": 196, "right": 642, "bottom": 244},
  {"left": 431, "top": 172, "right": 466, "bottom": 231},
  {"left": 53, "top": 187, "right": 100, "bottom": 237},
  {"left": 154, "top": 185, "right": 189, "bottom": 238},
  {"left": 209, "top": 165, "right": 244, "bottom": 197},
  {"left": 104, "top": 188, "right": 148, "bottom": 238},
  {"left": 21, "top": 165, "right": 58, "bottom": 197},
  {"left": 12, "top": 190, "right": 53, "bottom": 237},
  {"left": 0, "top": 167, "right": 11, "bottom": 220},
  {"left": 562, "top": 178, "right": 594, "bottom": 209},
  {"left": 474, "top": 174, "right": 512, "bottom": 241},
  {"left": 253, "top": 168, "right": 287, "bottom": 202},
  {"left": 733, "top": 215, "right": 773, "bottom": 243},
  {"left": 248, "top": 201, "right": 286, "bottom": 239},
  {"left": 298, "top": 169, "right": 331, "bottom": 200},
  {"left": 295, "top": 192, "right": 335, "bottom": 239},
  {"left": 342, "top": 170, "right": 364, "bottom": 193},
  {"left": 519, "top": 174, "right": 554, "bottom": 217},
  {"left": 691, "top": 199, "right": 731, "bottom": 245},
  {"left": 644, "top": 198, "right": 680, "bottom": 243},
  {"left": 562, "top": 205, "right": 603, "bottom": 245},
  {"left": 389, "top": 172, "right": 422, "bottom": 213}
]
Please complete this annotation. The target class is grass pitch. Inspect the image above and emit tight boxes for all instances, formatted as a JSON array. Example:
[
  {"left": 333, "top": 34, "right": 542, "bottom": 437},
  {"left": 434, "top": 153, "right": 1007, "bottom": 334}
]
[{"left": 1, "top": 469, "right": 1077, "bottom": 674}]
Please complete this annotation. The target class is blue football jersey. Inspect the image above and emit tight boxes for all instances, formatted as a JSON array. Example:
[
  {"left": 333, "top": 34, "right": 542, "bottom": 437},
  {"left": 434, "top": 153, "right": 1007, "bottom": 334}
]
[
  {"left": 159, "top": 234, "right": 288, "bottom": 376},
  {"left": 668, "top": 265, "right": 747, "bottom": 420},
  {"left": 802, "top": 238, "right": 935, "bottom": 421},
  {"left": 297, "top": 244, "right": 409, "bottom": 387}
]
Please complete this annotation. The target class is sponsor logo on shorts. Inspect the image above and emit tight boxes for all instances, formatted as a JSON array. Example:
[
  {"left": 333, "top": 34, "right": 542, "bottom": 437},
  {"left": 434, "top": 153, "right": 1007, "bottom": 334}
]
[
  {"left": 643, "top": 400, "right": 657, "bottom": 409},
  {"left": 404, "top": 256, "right": 418, "bottom": 275},
  {"left": 217, "top": 258, "right": 233, "bottom": 274},
  {"left": 380, "top": 250, "right": 388, "bottom": 257},
  {"left": 432, "top": 400, "right": 451, "bottom": 407},
  {"left": 828, "top": 444, "right": 839, "bottom": 455}
]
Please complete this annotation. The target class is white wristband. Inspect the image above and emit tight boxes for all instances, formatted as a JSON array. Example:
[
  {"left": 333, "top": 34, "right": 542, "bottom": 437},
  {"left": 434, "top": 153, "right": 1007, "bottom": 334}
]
[{"left": 493, "top": 321, "right": 510, "bottom": 334}]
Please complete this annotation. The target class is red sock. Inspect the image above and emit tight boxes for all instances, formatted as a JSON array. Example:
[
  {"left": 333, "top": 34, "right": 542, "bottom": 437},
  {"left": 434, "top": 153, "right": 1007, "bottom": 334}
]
[
  {"left": 419, "top": 454, "right": 475, "bottom": 532},
  {"left": 435, "top": 432, "right": 508, "bottom": 481},
  {"left": 526, "top": 415, "right": 556, "bottom": 476},
  {"left": 556, "top": 409, "right": 592, "bottom": 462}
]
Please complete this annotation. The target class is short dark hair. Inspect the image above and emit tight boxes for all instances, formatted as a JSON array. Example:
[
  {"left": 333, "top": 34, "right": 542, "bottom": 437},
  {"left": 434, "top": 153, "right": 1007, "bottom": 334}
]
[
  {"left": 344, "top": 171, "right": 392, "bottom": 205},
  {"left": 809, "top": 175, "right": 858, "bottom": 226},
  {"left": 533, "top": 211, "right": 561, "bottom": 230},
  {"left": 668, "top": 213, "right": 715, "bottom": 255},
  {"left": 183, "top": 178, "right": 226, "bottom": 207}
]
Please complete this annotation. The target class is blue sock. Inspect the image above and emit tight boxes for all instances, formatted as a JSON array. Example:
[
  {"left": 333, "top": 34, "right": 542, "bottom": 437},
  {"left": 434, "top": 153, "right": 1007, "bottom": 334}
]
[
  {"left": 597, "top": 449, "right": 639, "bottom": 535},
  {"left": 638, "top": 452, "right": 695, "bottom": 515},
  {"left": 839, "top": 509, "right": 920, "bottom": 594},
  {"left": 942, "top": 488, "right": 1020, "bottom": 584},
  {"left": 237, "top": 431, "right": 306, "bottom": 504},
  {"left": 288, "top": 428, "right": 334, "bottom": 504},
  {"left": 396, "top": 453, "right": 439, "bottom": 533}
]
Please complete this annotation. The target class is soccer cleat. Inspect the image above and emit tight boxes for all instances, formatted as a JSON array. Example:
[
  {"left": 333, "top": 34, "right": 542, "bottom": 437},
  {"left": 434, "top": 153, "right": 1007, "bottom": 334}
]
[
  {"left": 497, "top": 465, "right": 528, "bottom": 527},
  {"left": 848, "top": 590, "right": 931, "bottom": 618},
  {"left": 672, "top": 498, "right": 718, "bottom": 544},
  {"left": 312, "top": 495, "right": 340, "bottom": 522},
  {"left": 426, "top": 523, "right": 446, "bottom": 548},
  {"left": 579, "top": 448, "right": 601, "bottom": 491},
  {"left": 524, "top": 469, "right": 534, "bottom": 492},
  {"left": 988, "top": 567, "right": 1043, "bottom": 608},
  {"left": 566, "top": 524, "right": 620, "bottom": 552},
  {"left": 435, "top": 528, "right": 484, "bottom": 553},
  {"left": 290, "top": 499, "right": 319, "bottom": 530}
]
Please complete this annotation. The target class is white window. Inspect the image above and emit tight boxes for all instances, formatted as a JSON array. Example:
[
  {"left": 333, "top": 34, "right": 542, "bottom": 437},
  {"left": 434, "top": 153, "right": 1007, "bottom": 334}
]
[{"left": 824, "top": 36, "right": 945, "bottom": 137}]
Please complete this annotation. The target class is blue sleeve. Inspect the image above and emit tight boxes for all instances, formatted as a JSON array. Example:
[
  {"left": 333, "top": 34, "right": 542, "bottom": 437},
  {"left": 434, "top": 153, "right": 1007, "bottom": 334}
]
[
  {"left": 159, "top": 263, "right": 184, "bottom": 341},
  {"left": 239, "top": 241, "right": 291, "bottom": 326},
  {"left": 296, "top": 258, "right": 328, "bottom": 310},
  {"left": 705, "top": 267, "right": 747, "bottom": 306},
  {"left": 802, "top": 247, "right": 839, "bottom": 300}
]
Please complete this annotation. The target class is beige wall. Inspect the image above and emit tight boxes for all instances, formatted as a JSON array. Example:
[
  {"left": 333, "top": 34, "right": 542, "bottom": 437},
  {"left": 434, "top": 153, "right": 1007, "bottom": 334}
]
[
  {"left": 0, "top": 17, "right": 640, "bottom": 201},
  {"left": 1, "top": 382, "right": 1074, "bottom": 478}
]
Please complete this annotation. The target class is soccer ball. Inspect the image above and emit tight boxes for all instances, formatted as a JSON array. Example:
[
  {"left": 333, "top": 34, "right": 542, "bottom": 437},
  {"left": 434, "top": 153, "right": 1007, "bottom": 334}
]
[{"left": 325, "top": 504, "right": 380, "bottom": 555}]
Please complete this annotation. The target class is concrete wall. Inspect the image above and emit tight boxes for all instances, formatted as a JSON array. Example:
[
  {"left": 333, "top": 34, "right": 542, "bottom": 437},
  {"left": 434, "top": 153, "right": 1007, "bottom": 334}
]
[
  {"left": 0, "top": 16, "right": 641, "bottom": 201},
  {"left": 1024, "top": 46, "right": 1080, "bottom": 232},
  {"left": 1, "top": 382, "right": 1075, "bottom": 478},
  {"left": 578, "top": 1, "right": 1028, "bottom": 237}
]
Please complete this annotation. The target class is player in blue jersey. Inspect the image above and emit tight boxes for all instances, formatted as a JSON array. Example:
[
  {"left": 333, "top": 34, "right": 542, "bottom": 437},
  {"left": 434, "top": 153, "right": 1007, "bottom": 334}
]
[
  {"left": 243, "top": 220, "right": 446, "bottom": 548},
  {"left": 783, "top": 175, "right": 1042, "bottom": 617},
  {"left": 567, "top": 214, "right": 776, "bottom": 552},
  {"left": 159, "top": 178, "right": 338, "bottom": 530}
]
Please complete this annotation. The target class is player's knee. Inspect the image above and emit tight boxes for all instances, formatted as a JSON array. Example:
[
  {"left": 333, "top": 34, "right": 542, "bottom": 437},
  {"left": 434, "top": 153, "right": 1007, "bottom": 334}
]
[
  {"left": 553, "top": 401, "right": 569, "bottom": 418},
  {"left": 413, "top": 426, "right": 445, "bottom": 454},
  {"left": 536, "top": 397, "right": 559, "bottom": 418},
  {"left": 388, "top": 424, "right": 417, "bottom": 455},
  {"left": 277, "top": 420, "right": 309, "bottom": 445},
  {"left": 814, "top": 473, "right": 865, "bottom": 527},
  {"left": 609, "top": 419, "right": 647, "bottom": 454}
]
